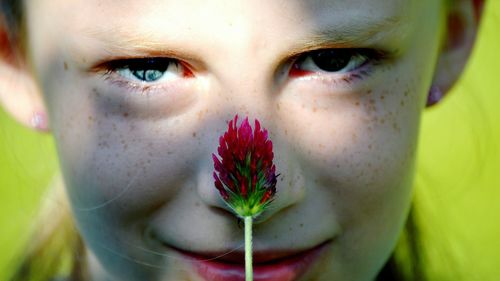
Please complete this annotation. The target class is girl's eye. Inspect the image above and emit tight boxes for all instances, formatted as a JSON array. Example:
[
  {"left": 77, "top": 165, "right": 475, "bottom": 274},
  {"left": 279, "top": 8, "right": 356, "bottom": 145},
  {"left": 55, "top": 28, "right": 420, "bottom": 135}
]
[
  {"left": 290, "top": 49, "right": 374, "bottom": 76},
  {"left": 110, "top": 58, "right": 187, "bottom": 82}
]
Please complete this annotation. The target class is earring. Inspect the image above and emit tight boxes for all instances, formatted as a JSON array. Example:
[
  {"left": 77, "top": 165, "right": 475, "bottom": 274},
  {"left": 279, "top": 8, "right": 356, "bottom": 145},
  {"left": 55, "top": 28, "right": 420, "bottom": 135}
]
[
  {"left": 30, "top": 111, "right": 49, "bottom": 131},
  {"left": 426, "top": 85, "right": 443, "bottom": 107},
  {"left": 473, "top": 0, "right": 485, "bottom": 25}
]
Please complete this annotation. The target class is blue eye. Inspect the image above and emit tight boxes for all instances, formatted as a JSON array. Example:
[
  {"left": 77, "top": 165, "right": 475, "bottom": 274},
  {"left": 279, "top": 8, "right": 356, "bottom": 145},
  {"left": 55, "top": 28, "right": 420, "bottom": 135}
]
[
  {"left": 111, "top": 58, "right": 185, "bottom": 82},
  {"left": 291, "top": 49, "right": 376, "bottom": 76}
]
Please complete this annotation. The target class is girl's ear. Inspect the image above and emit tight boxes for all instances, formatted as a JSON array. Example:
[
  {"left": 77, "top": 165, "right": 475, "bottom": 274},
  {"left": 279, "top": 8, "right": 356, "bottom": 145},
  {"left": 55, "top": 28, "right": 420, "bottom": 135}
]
[
  {"left": 431, "top": 0, "right": 484, "bottom": 98},
  {"left": 0, "top": 16, "right": 49, "bottom": 131}
]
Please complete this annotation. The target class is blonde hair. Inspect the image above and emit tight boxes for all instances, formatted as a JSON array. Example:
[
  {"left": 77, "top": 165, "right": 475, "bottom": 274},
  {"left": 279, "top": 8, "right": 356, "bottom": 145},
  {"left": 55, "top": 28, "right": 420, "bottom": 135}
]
[{"left": 8, "top": 177, "right": 87, "bottom": 281}]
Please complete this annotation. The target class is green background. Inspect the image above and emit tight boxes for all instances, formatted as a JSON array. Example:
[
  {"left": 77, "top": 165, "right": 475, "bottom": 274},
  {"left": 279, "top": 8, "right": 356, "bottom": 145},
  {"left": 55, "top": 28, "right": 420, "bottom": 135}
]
[{"left": 1, "top": 2, "right": 499, "bottom": 280}]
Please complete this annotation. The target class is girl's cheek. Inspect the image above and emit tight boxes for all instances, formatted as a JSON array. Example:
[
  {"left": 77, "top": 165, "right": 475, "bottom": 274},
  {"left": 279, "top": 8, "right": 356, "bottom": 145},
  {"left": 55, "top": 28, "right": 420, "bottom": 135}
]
[
  {"left": 275, "top": 74, "right": 420, "bottom": 189},
  {"left": 48, "top": 80, "right": 204, "bottom": 215}
]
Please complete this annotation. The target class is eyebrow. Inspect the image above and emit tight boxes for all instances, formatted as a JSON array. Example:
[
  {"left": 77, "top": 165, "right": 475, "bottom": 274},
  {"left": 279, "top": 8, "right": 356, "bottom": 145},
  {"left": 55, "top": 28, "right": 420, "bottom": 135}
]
[
  {"left": 82, "top": 29, "right": 197, "bottom": 57},
  {"left": 76, "top": 27, "right": 205, "bottom": 68},
  {"left": 287, "top": 15, "right": 407, "bottom": 56}
]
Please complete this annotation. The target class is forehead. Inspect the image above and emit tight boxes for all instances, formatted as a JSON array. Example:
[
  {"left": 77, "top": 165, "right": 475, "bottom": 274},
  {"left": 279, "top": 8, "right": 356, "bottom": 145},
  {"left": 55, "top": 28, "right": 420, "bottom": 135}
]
[
  {"left": 27, "top": 0, "right": 418, "bottom": 62},
  {"left": 28, "top": 0, "right": 414, "bottom": 36}
]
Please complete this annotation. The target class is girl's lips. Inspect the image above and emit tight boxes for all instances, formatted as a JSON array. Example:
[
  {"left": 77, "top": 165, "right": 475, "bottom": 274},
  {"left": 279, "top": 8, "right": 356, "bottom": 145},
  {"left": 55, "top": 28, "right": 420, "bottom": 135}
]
[{"left": 171, "top": 240, "right": 332, "bottom": 281}]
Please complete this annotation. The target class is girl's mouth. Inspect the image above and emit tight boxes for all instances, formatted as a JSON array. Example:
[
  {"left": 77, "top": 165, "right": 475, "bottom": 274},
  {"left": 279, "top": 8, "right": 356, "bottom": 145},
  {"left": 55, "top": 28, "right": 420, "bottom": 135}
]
[{"left": 171, "top": 240, "right": 332, "bottom": 281}]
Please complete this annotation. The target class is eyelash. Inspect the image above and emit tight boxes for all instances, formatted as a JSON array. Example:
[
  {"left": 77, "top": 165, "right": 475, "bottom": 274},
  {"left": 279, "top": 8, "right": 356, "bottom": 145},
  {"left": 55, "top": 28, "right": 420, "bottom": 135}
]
[
  {"left": 99, "top": 58, "right": 193, "bottom": 95},
  {"left": 289, "top": 48, "right": 385, "bottom": 84}
]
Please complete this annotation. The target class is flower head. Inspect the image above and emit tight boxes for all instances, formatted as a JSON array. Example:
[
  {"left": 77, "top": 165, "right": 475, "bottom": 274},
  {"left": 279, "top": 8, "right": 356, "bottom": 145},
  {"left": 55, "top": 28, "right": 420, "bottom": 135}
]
[{"left": 212, "top": 114, "right": 278, "bottom": 218}]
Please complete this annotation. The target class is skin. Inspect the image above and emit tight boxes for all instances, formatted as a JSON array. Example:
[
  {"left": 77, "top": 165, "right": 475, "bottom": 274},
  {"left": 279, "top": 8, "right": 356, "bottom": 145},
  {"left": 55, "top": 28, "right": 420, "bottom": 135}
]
[{"left": 0, "top": 0, "right": 480, "bottom": 280}]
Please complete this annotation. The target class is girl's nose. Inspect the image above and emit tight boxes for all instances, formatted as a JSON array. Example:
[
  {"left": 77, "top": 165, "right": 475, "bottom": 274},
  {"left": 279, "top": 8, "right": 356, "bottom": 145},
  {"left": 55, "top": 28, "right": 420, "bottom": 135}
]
[{"left": 194, "top": 113, "right": 307, "bottom": 224}]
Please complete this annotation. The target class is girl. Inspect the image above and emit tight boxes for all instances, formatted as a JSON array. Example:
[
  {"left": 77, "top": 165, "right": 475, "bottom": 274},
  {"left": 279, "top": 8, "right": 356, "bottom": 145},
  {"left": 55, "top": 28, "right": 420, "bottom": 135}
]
[{"left": 0, "top": 0, "right": 488, "bottom": 280}]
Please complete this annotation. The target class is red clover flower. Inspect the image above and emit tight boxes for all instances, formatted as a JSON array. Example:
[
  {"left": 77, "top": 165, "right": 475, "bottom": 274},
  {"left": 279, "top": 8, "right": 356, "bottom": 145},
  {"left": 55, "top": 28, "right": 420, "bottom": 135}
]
[{"left": 212, "top": 114, "right": 279, "bottom": 219}]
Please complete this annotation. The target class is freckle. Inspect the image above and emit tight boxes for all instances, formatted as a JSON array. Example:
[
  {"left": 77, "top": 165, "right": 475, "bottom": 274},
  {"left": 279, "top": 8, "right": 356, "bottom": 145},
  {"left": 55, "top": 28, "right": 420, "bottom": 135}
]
[
  {"left": 276, "top": 103, "right": 281, "bottom": 111},
  {"left": 312, "top": 107, "right": 317, "bottom": 112},
  {"left": 167, "top": 151, "right": 173, "bottom": 155},
  {"left": 92, "top": 88, "right": 98, "bottom": 94},
  {"left": 369, "top": 99, "right": 375, "bottom": 105},
  {"left": 393, "top": 122, "right": 401, "bottom": 132},
  {"left": 197, "top": 110, "right": 204, "bottom": 120},
  {"left": 63, "top": 61, "right": 68, "bottom": 70},
  {"left": 400, "top": 100, "right": 405, "bottom": 106},
  {"left": 368, "top": 144, "right": 372, "bottom": 149},
  {"left": 192, "top": 132, "right": 197, "bottom": 138},
  {"left": 300, "top": 223, "right": 304, "bottom": 228},
  {"left": 380, "top": 95, "right": 385, "bottom": 100},
  {"left": 404, "top": 91, "right": 409, "bottom": 97},
  {"left": 355, "top": 102, "right": 360, "bottom": 106},
  {"left": 284, "top": 129, "right": 288, "bottom": 136},
  {"left": 380, "top": 118, "right": 385, "bottom": 124},
  {"left": 288, "top": 227, "right": 293, "bottom": 231},
  {"left": 367, "top": 90, "right": 372, "bottom": 95},
  {"left": 123, "top": 112, "right": 129, "bottom": 118}
]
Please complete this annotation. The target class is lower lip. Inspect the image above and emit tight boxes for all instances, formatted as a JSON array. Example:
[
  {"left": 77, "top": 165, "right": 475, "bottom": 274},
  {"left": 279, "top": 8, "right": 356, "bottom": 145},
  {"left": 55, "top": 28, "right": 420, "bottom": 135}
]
[{"left": 181, "top": 241, "right": 331, "bottom": 281}]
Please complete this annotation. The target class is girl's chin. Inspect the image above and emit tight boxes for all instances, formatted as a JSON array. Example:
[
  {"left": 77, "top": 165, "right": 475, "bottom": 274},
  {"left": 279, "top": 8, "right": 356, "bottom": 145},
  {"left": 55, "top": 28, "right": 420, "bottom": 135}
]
[{"left": 167, "top": 240, "right": 333, "bottom": 281}]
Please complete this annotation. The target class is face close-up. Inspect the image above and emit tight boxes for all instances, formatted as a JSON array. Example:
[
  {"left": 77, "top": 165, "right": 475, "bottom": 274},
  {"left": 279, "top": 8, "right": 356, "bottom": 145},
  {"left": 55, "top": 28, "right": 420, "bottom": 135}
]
[{"left": 19, "top": 0, "right": 447, "bottom": 280}]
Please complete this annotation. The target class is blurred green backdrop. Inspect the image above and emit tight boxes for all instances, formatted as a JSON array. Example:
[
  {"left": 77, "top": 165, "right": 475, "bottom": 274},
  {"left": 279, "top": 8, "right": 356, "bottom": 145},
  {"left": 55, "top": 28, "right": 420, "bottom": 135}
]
[{"left": 1, "top": 2, "right": 499, "bottom": 280}]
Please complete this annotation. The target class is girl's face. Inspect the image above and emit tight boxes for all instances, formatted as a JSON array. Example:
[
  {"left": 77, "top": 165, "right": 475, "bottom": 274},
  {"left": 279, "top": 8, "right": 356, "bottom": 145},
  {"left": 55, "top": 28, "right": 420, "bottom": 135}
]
[{"left": 25, "top": 0, "right": 443, "bottom": 280}]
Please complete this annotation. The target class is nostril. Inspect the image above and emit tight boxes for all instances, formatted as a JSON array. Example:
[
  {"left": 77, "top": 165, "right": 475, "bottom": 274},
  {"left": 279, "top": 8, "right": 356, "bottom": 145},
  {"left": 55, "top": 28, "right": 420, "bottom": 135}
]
[{"left": 208, "top": 205, "right": 237, "bottom": 220}]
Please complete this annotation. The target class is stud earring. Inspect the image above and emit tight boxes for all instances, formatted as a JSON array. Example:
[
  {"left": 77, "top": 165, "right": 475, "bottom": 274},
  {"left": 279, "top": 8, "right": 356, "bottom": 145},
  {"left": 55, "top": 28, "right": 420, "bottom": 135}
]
[
  {"left": 426, "top": 85, "right": 443, "bottom": 107},
  {"left": 30, "top": 111, "right": 49, "bottom": 131}
]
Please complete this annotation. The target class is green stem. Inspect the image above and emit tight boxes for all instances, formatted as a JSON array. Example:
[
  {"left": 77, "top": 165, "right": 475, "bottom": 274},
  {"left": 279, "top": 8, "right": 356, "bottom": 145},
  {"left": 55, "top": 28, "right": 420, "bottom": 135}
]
[{"left": 244, "top": 216, "right": 253, "bottom": 281}]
